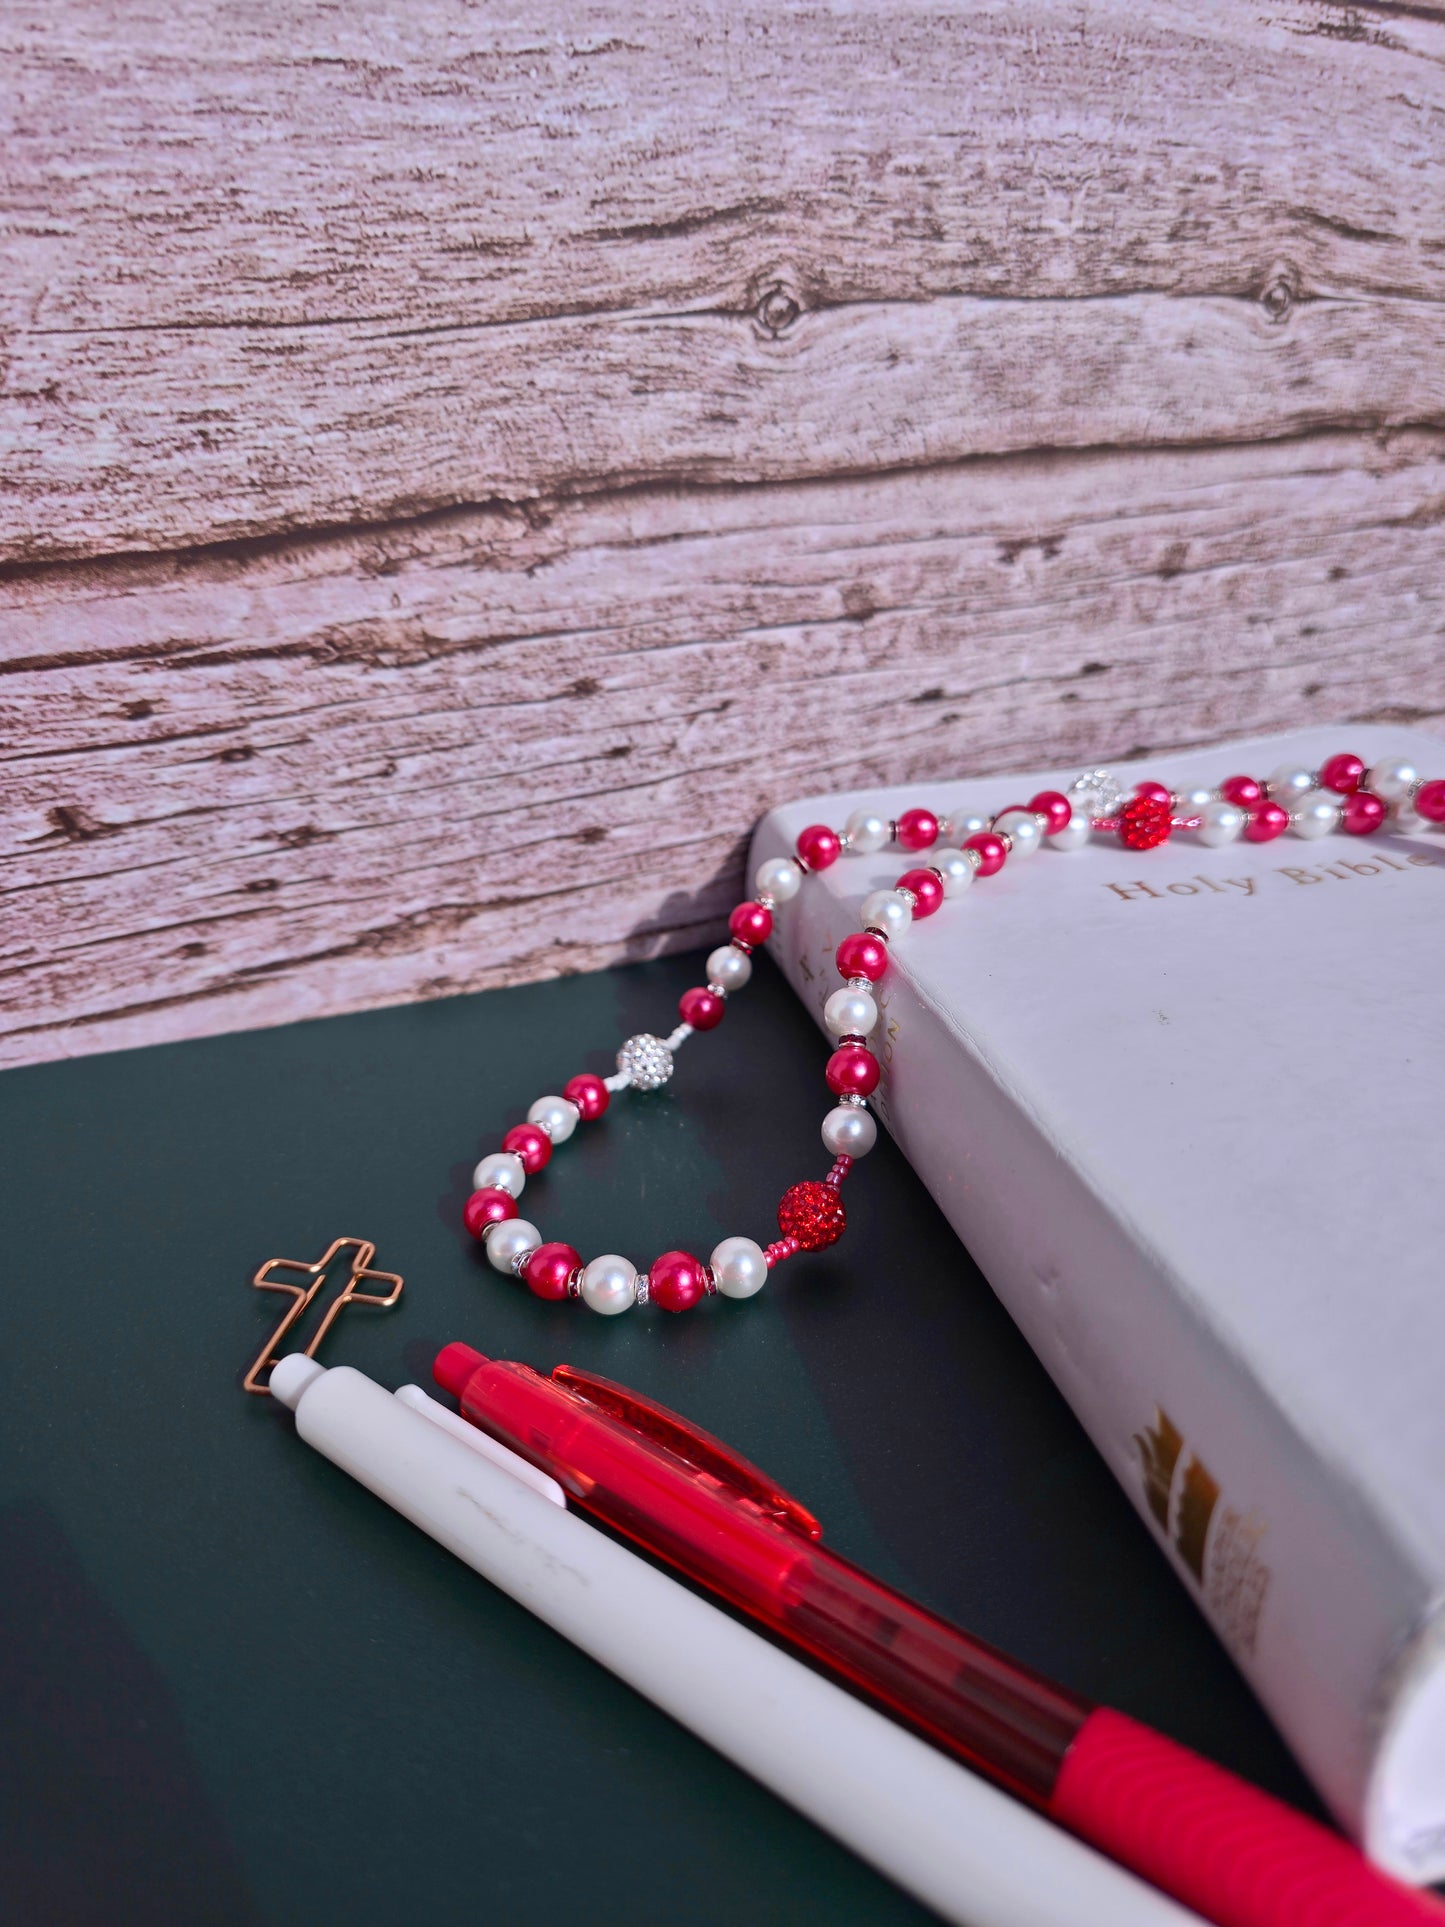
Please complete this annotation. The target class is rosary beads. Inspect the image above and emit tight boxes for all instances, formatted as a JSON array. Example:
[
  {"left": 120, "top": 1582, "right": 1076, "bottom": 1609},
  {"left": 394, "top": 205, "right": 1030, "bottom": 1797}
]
[{"left": 461, "top": 750, "right": 1445, "bottom": 1315}]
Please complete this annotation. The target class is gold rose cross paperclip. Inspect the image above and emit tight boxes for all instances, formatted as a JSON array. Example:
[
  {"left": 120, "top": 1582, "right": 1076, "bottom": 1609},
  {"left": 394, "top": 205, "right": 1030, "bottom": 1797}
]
[{"left": 243, "top": 1237, "right": 404, "bottom": 1395}]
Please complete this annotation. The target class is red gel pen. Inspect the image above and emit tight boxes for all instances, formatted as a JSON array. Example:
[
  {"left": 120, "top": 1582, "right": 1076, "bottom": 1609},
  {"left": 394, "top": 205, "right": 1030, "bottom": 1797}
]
[{"left": 434, "top": 1342, "right": 1442, "bottom": 1927}]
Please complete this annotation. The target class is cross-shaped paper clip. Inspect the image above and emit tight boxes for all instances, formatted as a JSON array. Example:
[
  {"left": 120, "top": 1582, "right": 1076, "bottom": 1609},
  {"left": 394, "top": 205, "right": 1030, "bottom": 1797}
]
[{"left": 243, "top": 1237, "right": 404, "bottom": 1395}]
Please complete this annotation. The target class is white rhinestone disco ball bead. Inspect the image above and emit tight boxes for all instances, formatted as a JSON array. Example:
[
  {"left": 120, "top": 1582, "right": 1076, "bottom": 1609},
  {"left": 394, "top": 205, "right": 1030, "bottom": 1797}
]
[{"left": 617, "top": 1033, "right": 675, "bottom": 1091}]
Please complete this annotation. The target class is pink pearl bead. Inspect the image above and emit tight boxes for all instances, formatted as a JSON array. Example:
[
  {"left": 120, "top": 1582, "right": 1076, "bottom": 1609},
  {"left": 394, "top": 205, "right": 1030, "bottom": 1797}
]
[
  {"left": 825, "top": 1045, "right": 880, "bottom": 1097},
  {"left": 729, "top": 901, "right": 773, "bottom": 946},
  {"left": 836, "top": 931, "right": 889, "bottom": 982},
  {"left": 1245, "top": 801, "right": 1290, "bottom": 842},
  {"left": 650, "top": 1249, "right": 708, "bottom": 1313},
  {"left": 563, "top": 1072, "right": 610, "bottom": 1121},
  {"left": 1320, "top": 752, "right": 1365, "bottom": 795},
  {"left": 522, "top": 1242, "right": 580, "bottom": 1301},
  {"left": 1417, "top": 779, "right": 1445, "bottom": 823},
  {"left": 679, "top": 986, "right": 725, "bottom": 1030},
  {"left": 796, "top": 823, "right": 842, "bottom": 870},
  {"left": 964, "top": 831, "right": 1006, "bottom": 877},
  {"left": 1342, "top": 790, "right": 1386, "bottom": 835},
  {"left": 1134, "top": 780, "right": 1172, "bottom": 808},
  {"left": 463, "top": 1189, "right": 518, "bottom": 1239},
  {"left": 896, "top": 867, "right": 944, "bottom": 917},
  {"left": 896, "top": 807, "right": 939, "bottom": 851},
  {"left": 1219, "top": 774, "right": 1263, "bottom": 808},
  {"left": 502, "top": 1123, "right": 551, "bottom": 1174},
  {"left": 1028, "top": 790, "right": 1072, "bottom": 834}
]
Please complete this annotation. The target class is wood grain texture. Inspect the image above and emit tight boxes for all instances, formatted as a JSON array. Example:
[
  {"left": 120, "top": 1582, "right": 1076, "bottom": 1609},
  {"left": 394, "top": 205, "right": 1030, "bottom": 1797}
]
[
  {"left": 6, "top": 432, "right": 1445, "bottom": 1067},
  {"left": 5, "top": 0, "right": 1445, "bottom": 560}
]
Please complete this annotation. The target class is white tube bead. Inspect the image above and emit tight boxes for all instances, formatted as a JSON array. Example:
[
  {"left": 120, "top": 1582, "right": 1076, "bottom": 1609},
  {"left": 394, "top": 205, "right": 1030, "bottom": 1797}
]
[
  {"left": 859, "top": 889, "right": 912, "bottom": 940},
  {"left": 755, "top": 856, "right": 803, "bottom": 903},
  {"left": 1197, "top": 800, "right": 1246, "bottom": 847},
  {"left": 528, "top": 1095, "right": 579, "bottom": 1144},
  {"left": 710, "top": 1236, "right": 769, "bottom": 1299},
  {"left": 843, "top": 809, "right": 890, "bottom": 854},
  {"left": 824, "top": 987, "right": 878, "bottom": 1038},
  {"left": 486, "top": 1218, "right": 541, "bottom": 1272},
  {"left": 822, "top": 1105, "right": 878, "bottom": 1158},
  {"left": 473, "top": 1150, "right": 526, "bottom": 1197},
  {"left": 580, "top": 1253, "right": 638, "bottom": 1316},
  {"left": 992, "top": 809, "right": 1042, "bottom": 858},
  {"left": 706, "top": 944, "right": 752, "bottom": 992}
]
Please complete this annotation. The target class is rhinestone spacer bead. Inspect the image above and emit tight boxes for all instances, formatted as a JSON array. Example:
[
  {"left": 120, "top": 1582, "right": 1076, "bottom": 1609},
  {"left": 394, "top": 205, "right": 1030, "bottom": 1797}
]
[
  {"left": 617, "top": 1033, "right": 675, "bottom": 1090},
  {"left": 634, "top": 1272, "right": 651, "bottom": 1306}
]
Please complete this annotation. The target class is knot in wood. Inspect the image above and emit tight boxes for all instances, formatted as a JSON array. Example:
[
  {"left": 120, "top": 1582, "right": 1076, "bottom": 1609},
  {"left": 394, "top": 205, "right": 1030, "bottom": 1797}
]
[
  {"left": 755, "top": 283, "right": 802, "bottom": 336},
  {"left": 1259, "top": 275, "right": 1295, "bottom": 324}
]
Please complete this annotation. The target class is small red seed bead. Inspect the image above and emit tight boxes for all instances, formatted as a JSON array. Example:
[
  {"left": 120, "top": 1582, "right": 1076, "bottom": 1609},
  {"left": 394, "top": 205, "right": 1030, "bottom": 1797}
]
[
  {"left": 679, "top": 986, "right": 725, "bottom": 1030},
  {"left": 463, "top": 1189, "right": 517, "bottom": 1239},
  {"left": 563, "top": 1072, "right": 610, "bottom": 1121},
  {"left": 826, "top": 1044, "right": 880, "bottom": 1097},
  {"left": 1029, "top": 790, "right": 1072, "bottom": 834},
  {"left": 1134, "top": 780, "right": 1172, "bottom": 807},
  {"left": 1245, "top": 800, "right": 1290, "bottom": 843},
  {"left": 522, "top": 1242, "right": 580, "bottom": 1301},
  {"left": 836, "top": 931, "right": 889, "bottom": 981},
  {"left": 796, "top": 823, "right": 842, "bottom": 871},
  {"left": 777, "top": 1179, "right": 847, "bottom": 1252},
  {"left": 1219, "top": 775, "right": 1263, "bottom": 808},
  {"left": 650, "top": 1249, "right": 708, "bottom": 1313},
  {"left": 896, "top": 867, "right": 944, "bottom": 917},
  {"left": 729, "top": 900, "right": 773, "bottom": 946},
  {"left": 1342, "top": 790, "right": 1386, "bottom": 836},
  {"left": 1416, "top": 778, "right": 1445, "bottom": 823},
  {"left": 896, "top": 807, "right": 940, "bottom": 851},
  {"left": 1320, "top": 752, "right": 1366, "bottom": 795},
  {"left": 964, "top": 831, "right": 1007, "bottom": 877},
  {"left": 502, "top": 1122, "right": 551, "bottom": 1174}
]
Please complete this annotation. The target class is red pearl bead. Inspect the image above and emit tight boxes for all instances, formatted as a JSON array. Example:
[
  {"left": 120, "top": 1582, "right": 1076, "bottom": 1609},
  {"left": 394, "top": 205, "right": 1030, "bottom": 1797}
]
[
  {"left": 502, "top": 1123, "right": 551, "bottom": 1174},
  {"left": 777, "top": 1180, "right": 847, "bottom": 1252},
  {"left": 679, "top": 986, "right": 725, "bottom": 1030},
  {"left": 1342, "top": 790, "right": 1386, "bottom": 835},
  {"left": 522, "top": 1242, "right": 580, "bottom": 1301},
  {"left": 1219, "top": 774, "right": 1263, "bottom": 808},
  {"left": 1320, "top": 752, "right": 1366, "bottom": 795},
  {"left": 836, "top": 931, "right": 889, "bottom": 982},
  {"left": 1028, "top": 790, "right": 1072, "bottom": 834},
  {"left": 896, "top": 807, "right": 939, "bottom": 851},
  {"left": 796, "top": 823, "right": 842, "bottom": 871},
  {"left": 1416, "top": 779, "right": 1445, "bottom": 823},
  {"left": 729, "top": 901, "right": 773, "bottom": 947},
  {"left": 1245, "top": 800, "right": 1290, "bottom": 842},
  {"left": 1134, "top": 780, "right": 1172, "bottom": 808},
  {"left": 463, "top": 1188, "right": 518, "bottom": 1239},
  {"left": 650, "top": 1249, "right": 708, "bottom": 1313},
  {"left": 1118, "top": 795, "right": 1172, "bottom": 850},
  {"left": 563, "top": 1072, "right": 610, "bottom": 1121},
  {"left": 896, "top": 867, "right": 944, "bottom": 917},
  {"left": 826, "top": 1045, "right": 880, "bottom": 1097},
  {"left": 964, "top": 831, "right": 1006, "bottom": 877}
]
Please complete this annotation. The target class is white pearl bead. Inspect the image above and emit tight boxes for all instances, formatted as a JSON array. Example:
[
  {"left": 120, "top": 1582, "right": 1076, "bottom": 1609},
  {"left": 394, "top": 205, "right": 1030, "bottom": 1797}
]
[
  {"left": 473, "top": 1150, "right": 526, "bottom": 1197},
  {"left": 859, "top": 889, "right": 912, "bottom": 939},
  {"left": 528, "top": 1094, "right": 579, "bottom": 1144},
  {"left": 1367, "top": 756, "right": 1418, "bottom": 802},
  {"left": 930, "top": 847, "right": 974, "bottom": 896},
  {"left": 993, "top": 809, "right": 1042, "bottom": 858},
  {"left": 486, "top": 1217, "right": 541, "bottom": 1272},
  {"left": 706, "top": 944, "right": 752, "bottom": 992},
  {"left": 843, "top": 809, "right": 890, "bottom": 854},
  {"left": 1177, "top": 784, "right": 1215, "bottom": 813},
  {"left": 822, "top": 1104, "right": 878, "bottom": 1158},
  {"left": 947, "top": 811, "right": 991, "bottom": 843},
  {"left": 755, "top": 856, "right": 802, "bottom": 903},
  {"left": 1291, "top": 789, "right": 1341, "bottom": 838},
  {"left": 1047, "top": 815, "right": 1091, "bottom": 852},
  {"left": 824, "top": 986, "right": 878, "bottom": 1037},
  {"left": 1197, "top": 800, "right": 1246, "bottom": 847},
  {"left": 1269, "top": 764, "right": 1316, "bottom": 802},
  {"left": 580, "top": 1253, "right": 637, "bottom": 1315},
  {"left": 1390, "top": 802, "right": 1425, "bottom": 834},
  {"left": 711, "top": 1236, "right": 768, "bottom": 1299}
]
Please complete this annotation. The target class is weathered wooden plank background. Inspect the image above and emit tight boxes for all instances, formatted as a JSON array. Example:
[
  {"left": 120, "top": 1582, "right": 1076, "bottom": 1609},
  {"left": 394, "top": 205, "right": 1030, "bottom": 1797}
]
[{"left": 4, "top": 1, "right": 1445, "bottom": 1066}]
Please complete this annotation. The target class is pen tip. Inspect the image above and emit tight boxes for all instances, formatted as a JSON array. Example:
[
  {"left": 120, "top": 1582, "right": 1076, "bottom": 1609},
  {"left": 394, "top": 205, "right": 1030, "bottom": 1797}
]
[{"left": 434, "top": 1341, "right": 487, "bottom": 1398}]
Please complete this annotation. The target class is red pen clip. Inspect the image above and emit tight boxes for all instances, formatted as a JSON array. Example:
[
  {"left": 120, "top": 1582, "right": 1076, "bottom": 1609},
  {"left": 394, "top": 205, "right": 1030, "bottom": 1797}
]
[{"left": 551, "top": 1365, "right": 823, "bottom": 1542}]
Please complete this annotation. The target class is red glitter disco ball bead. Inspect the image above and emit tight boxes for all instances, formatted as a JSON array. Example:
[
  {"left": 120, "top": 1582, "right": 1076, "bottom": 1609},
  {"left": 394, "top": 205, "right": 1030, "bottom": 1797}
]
[
  {"left": 777, "top": 1181, "right": 847, "bottom": 1252},
  {"left": 1118, "top": 795, "right": 1173, "bottom": 851}
]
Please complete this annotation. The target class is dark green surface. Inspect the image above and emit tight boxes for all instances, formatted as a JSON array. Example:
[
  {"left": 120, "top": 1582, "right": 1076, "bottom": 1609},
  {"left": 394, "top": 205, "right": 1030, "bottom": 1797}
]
[{"left": 1, "top": 950, "right": 1324, "bottom": 1926}]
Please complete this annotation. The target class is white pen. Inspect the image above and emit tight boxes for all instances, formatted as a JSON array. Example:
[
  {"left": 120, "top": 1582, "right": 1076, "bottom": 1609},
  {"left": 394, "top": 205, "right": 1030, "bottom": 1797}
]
[{"left": 269, "top": 1357, "right": 1198, "bottom": 1927}]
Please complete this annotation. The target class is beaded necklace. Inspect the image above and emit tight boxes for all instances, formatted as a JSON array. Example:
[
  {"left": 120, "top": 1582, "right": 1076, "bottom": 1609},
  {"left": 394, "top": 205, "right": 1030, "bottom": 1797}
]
[{"left": 461, "top": 750, "right": 1444, "bottom": 1315}]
